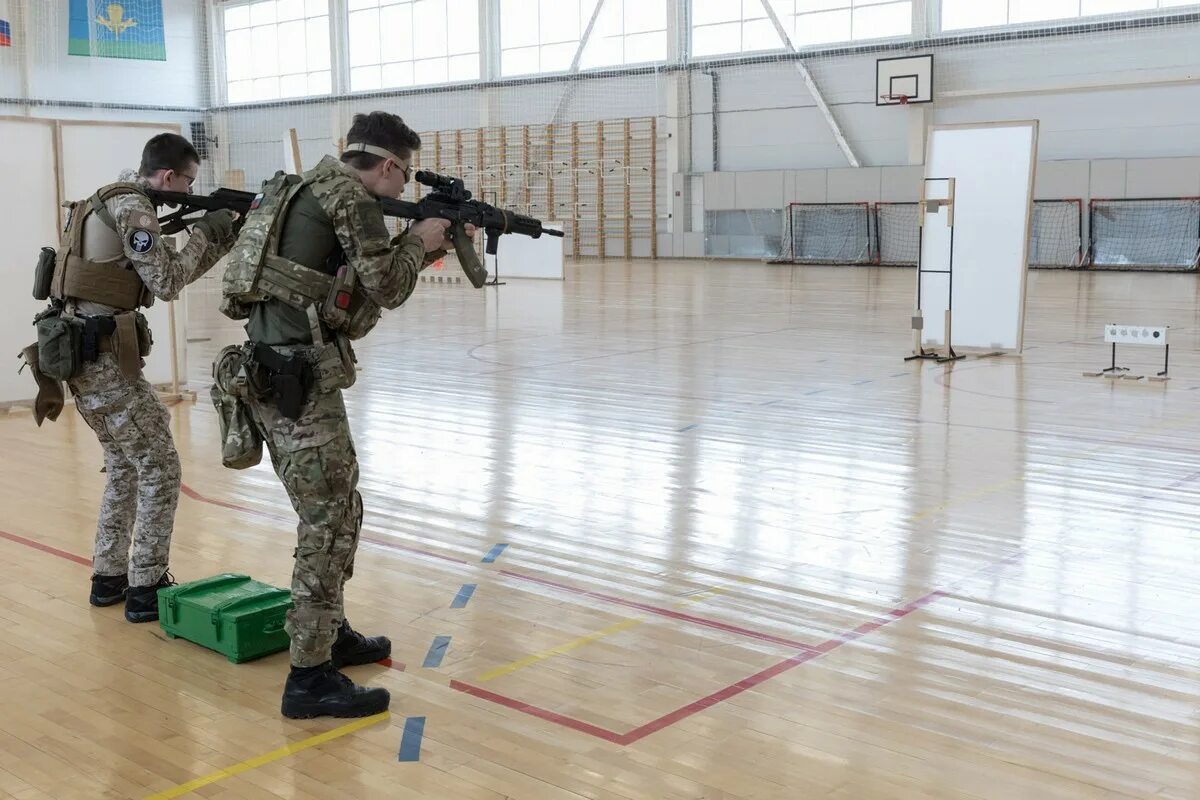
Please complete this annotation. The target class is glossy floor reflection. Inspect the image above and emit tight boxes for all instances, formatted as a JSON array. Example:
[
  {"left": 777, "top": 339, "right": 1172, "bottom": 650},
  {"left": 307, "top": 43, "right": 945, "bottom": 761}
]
[{"left": 3, "top": 261, "right": 1200, "bottom": 799}]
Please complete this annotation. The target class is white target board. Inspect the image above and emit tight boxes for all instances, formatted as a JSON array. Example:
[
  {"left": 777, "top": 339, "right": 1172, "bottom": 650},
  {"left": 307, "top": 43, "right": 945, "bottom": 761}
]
[{"left": 918, "top": 121, "right": 1038, "bottom": 352}]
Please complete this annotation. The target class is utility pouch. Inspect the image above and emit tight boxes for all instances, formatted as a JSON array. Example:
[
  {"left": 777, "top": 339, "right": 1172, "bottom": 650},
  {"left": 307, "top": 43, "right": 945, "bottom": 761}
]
[
  {"left": 211, "top": 345, "right": 264, "bottom": 470},
  {"left": 35, "top": 312, "right": 83, "bottom": 381}
]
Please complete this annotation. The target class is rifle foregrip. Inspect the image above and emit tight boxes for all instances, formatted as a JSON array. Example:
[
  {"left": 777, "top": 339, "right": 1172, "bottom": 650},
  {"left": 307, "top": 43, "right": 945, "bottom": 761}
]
[{"left": 449, "top": 222, "right": 488, "bottom": 288}]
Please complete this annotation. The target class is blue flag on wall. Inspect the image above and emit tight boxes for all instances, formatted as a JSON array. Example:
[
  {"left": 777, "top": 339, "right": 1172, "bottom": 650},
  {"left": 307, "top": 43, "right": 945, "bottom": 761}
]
[
  {"left": 0, "top": 20, "right": 11, "bottom": 47},
  {"left": 69, "top": 0, "right": 166, "bottom": 61}
]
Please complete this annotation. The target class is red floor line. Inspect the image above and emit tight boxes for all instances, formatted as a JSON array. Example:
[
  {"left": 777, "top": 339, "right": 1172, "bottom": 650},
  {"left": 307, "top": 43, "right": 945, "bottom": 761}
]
[
  {"left": 180, "top": 484, "right": 284, "bottom": 522},
  {"left": 497, "top": 568, "right": 820, "bottom": 652},
  {"left": 3, "top": 494, "right": 1023, "bottom": 746},
  {"left": 449, "top": 680, "right": 627, "bottom": 745},
  {"left": 618, "top": 650, "right": 823, "bottom": 744},
  {"left": 180, "top": 482, "right": 815, "bottom": 649},
  {"left": 359, "top": 535, "right": 472, "bottom": 566},
  {"left": 617, "top": 588, "right": 955, "bottom": 744},
  {"left": 0, "top": 526, "right": 408, "bottom": 674},
  {"left": 0, "top": 529, "right": 93, "bottom": 567}
]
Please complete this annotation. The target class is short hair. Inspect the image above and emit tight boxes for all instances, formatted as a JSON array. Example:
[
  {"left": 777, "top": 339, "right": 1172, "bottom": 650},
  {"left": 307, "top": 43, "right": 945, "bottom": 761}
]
[
  {"left": 139, "top": 133, "right": 200, "bottom": 177},
  {"left": 340, "top": 111, "right": 421, "bottom": 169}
]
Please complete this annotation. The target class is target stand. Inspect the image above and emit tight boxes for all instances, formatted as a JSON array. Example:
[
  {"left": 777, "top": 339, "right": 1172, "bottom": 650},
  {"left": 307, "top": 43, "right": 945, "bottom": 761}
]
[
  {"left": 1083, "top": 324, "right": 1170, "bottom": 381},
  {"left": 907, "top": 177, "right": 963, "bottom": 363}
]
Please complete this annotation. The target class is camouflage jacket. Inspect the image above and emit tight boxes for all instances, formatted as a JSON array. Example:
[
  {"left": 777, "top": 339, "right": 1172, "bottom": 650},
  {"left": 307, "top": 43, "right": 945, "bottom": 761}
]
[
  {"left": 298, "top": 155, "right": 425, "bottom": 310},
  {"left": 240, "top": 155, "right": 428, "bottom": 346},
  {"left": 73, "top": 169, "right": 233, "bottom": 317}
]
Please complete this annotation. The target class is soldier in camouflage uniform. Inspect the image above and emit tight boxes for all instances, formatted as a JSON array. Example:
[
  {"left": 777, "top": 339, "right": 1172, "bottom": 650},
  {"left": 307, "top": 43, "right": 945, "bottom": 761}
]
[
  {"left": 61, "top": 134, "right": 237, "bottom": 621},
  {"left": 220, "top": 112, "right": 453, "bottom": 718}
]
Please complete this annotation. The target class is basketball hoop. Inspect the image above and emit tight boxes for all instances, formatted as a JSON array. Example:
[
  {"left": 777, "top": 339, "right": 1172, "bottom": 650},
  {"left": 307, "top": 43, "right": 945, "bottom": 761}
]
[{"left": 880, "top": 93, "right": 910, "bottom": 105}]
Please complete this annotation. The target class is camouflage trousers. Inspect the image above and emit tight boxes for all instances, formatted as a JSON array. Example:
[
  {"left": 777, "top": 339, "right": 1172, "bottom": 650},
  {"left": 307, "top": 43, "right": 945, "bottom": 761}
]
[
  {"left": 68, "top": 354, "right": 180, "bottom": 587},
  {"left": 245, "top": 384, "right": 362, "bottom": 668}
]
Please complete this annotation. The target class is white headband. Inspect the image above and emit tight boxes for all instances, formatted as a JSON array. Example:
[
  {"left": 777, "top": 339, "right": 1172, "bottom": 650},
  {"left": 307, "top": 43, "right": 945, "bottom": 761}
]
[{"left": 344, "top": 142, "right": 405, "bottom": 164}]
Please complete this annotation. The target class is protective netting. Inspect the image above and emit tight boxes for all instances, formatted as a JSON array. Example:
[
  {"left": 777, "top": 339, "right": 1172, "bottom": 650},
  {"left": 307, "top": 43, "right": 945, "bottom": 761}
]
[
  {"left": 704, "top": 209, "right": 783, "bottom": 258},
  {"left": 777, "top": 203, "right": 872, "bottom": 264},
  {"left": 780, "top": 199, "right": 1082, "bottom": 267},
  {"left": 1029, "top": 199, "right": 1083, "bottom": 268},
  {"left": 874, "top": 202, "right": 919, "bottom": 266},
  {"left": 1090, "top": 199, "right": 1200, "bottom": 271}
]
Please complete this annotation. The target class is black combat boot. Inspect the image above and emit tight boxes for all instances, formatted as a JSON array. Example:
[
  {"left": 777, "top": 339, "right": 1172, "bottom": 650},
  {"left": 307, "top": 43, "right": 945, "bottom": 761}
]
[
  {"left": 281, "top": 661, "right": 390, "bottom": 719},
  {"left": 90, "top": 573, "right": 129, "bottom": 607},
  {"left": 124, "top": 571, "right": 176, "bottom": 623},
  {"left": 330, "top": 620, "right": 392, "bottom": 668}
]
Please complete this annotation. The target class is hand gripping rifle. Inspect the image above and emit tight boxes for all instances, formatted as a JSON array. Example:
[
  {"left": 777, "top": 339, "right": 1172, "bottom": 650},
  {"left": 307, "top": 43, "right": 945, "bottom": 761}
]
[
  {"left": 381, "top": 170, "right": 565, "bottom": 288},
  {"left": 145, "top": 188, "right": 258, "bottom": 235}
]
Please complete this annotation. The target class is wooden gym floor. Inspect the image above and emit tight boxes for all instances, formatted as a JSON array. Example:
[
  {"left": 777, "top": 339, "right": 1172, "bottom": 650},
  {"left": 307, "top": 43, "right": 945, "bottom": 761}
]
[{"left": 2, "top": 260, "right": 1199, "bottom": 799}]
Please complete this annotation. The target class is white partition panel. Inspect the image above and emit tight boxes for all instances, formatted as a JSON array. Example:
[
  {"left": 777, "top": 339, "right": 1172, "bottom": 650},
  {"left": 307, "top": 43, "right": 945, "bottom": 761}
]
[
  {"left": 918, "top": 121, "right": 1038, "bottom": 352},
  {"left": 58, "top": 122, "right": 186, "bottom": 389},
  {"left": 485, "top": 223, "right": 565, "bottom": 280},
  {"left": 0, "top": 119, "right": 60, "bottom": 403}
]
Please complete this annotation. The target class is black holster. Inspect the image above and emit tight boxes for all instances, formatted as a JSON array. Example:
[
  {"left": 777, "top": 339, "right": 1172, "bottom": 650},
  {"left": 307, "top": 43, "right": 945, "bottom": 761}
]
[
  {"left": 81, "top": 315, "right": 116, "bottom": 363},
  {"left": 252, "top": 343, "right": 314, "bottom": 421}
]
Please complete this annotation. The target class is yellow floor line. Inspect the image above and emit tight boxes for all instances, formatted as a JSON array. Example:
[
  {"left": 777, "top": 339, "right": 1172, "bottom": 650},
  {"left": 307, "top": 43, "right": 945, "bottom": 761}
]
[
  {"left": 477, "top": 587, "right": 727, "bottom": 682},
  {"left": 143, "top": 711, "right": 390, "bottom": 800}
]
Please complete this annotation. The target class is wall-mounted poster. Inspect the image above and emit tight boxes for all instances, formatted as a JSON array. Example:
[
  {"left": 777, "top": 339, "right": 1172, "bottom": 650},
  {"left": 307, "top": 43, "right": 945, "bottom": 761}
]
[{"left": 68, "top": 0, "right": 166, "bottom": 61}]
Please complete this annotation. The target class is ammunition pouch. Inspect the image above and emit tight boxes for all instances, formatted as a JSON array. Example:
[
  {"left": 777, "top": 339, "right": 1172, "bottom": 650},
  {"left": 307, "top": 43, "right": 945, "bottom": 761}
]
[
  {"left": 35, "top": 310, "right": 82, "bottom": 382},
  {"left": 33, "top": 308, "right": 151, "bottom": 383},
  {"left": 210, "top": 345, "right": 264, "bottom": 469}
]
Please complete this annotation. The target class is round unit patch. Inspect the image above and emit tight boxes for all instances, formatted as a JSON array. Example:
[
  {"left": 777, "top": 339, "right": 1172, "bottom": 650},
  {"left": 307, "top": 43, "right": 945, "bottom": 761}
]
[{"left": 128, "top": 229, "right": 156, "bottom": 254}]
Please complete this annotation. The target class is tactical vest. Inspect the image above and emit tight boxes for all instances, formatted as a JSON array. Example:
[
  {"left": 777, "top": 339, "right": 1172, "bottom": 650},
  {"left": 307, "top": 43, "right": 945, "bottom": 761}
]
[
  {"left": 221, "top": 169, "right": 382, "bottom": 342},
  {"left": 52, "top": 182, "right": 155, "bottom": 311}
]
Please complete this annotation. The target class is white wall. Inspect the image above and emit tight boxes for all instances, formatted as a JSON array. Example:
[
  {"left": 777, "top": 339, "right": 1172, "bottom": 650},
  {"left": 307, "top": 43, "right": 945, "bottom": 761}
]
[
  {"left": 0, "top": 0, "right": 205, "bottom": 154},
  {"left": 706, "top": 24, "right": 1200, "bottom": 172},
  {"left": 10, "top": 0, "right": 206, "bottom": 109},
  {"left": 0, "top": 119, "right": 59, "bottom": 404},
  {"left": 205, "top": 14, "right": 1200, "bottom": 259}
]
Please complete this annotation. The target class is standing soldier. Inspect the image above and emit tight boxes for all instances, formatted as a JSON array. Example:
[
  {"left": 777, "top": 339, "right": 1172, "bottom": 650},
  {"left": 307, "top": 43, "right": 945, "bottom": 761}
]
[
  {"left": 216, "top": 112, "right": 454, "bottom": 718},
  {"left": 31, "top": 133, "right": 237, "bottom": 621}
]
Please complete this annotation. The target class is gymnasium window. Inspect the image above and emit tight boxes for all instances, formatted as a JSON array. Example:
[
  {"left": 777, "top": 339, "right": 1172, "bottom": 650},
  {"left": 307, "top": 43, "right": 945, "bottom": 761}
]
[
  {"left": 579, "top": 0, "right": 669, "bottom": 70},
  {"left": 499, "top": 0, "right": 669, "bottom": 77},
  {"left": 223, "top": 0, "right": 332, "bottom": 104},
  {"left": 347, "top": 0, "right": 481, "bottom": 92},
  {"left": 691, "top": 0, "right": 913, "bottom": 58},
  {"left": 941, "top": 0, "right": 1199, "bottom": 32}
]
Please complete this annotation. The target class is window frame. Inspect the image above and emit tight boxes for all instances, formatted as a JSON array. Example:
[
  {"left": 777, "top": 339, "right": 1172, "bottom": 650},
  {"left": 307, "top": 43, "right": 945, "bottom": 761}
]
[
  {"left": 934, "top": 0, "right": 1200, "bottom": 33},
  {"left": 213, "top": 0, "right": 337, "bottom": 107},
  {"left": 344, "top": 0, "right": 484, "bottom": 94}
]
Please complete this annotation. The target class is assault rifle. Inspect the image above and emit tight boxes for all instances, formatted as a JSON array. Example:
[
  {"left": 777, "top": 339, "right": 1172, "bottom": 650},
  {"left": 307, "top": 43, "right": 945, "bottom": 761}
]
[
  {"left": 149, "top": 170, "right": 564, "bottom": 288},
  {"left": 145, "top": 187, "right": 256, "bottom": 235},
  {"left": 381, "top": 171, "right": 565, "bottom": 288}
]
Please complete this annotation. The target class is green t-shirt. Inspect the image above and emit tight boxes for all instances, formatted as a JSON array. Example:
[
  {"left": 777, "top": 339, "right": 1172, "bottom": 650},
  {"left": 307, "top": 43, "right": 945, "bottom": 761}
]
[{"left": 245, "top": 187, "right": 342, "bottom": 345}]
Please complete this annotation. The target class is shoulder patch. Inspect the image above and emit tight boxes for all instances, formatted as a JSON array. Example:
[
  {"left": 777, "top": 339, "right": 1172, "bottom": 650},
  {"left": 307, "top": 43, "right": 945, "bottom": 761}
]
[
  {"left": 129, "top": 210, "right": 161, "bottom": 233},
  {"left": 128, "top": 228, "right": 158, "bottom": 254}
]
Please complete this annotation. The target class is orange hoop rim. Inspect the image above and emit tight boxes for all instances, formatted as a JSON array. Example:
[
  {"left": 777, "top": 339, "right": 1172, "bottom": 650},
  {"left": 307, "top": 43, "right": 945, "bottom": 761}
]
[{"left": 880, "top": 93, "right": 910, "bottom": 105}]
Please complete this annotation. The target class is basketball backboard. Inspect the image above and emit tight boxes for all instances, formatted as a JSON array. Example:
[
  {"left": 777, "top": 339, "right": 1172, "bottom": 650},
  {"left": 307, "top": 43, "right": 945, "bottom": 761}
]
[{"left": 877, "top": 54, "right": 934, "bottom": 105}]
